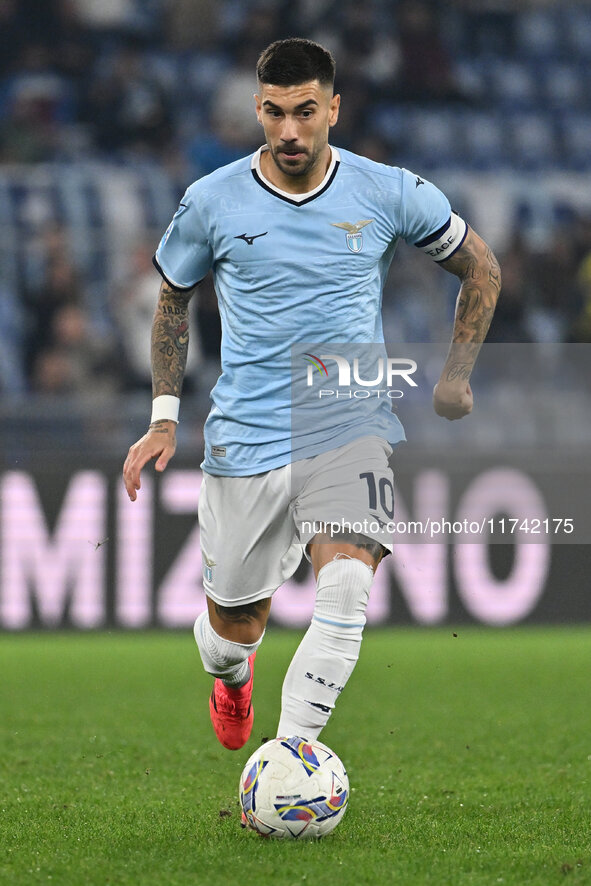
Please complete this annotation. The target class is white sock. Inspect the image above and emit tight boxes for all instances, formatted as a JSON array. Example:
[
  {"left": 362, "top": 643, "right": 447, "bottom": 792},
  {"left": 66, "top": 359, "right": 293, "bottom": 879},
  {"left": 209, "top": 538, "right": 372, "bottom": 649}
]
[
  {"left": 277, "top": 557, "right": 373, "bottom": 739},
  {"left": 193, "top": 611, "right": 263, "bottom": 688}
]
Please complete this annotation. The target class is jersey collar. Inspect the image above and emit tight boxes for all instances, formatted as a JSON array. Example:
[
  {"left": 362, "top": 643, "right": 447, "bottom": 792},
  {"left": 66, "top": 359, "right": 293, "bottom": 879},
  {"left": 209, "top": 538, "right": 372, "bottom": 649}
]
[{"left": 251, "top": 145, "right": 340, "bottom": 206}]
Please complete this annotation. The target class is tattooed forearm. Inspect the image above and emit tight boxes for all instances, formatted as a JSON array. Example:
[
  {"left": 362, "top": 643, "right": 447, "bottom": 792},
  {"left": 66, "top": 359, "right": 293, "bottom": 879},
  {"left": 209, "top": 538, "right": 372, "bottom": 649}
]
[
  {"left": 440, "top": 228, "right": 501, "bottom": 377},
  {"left": 151, "top": 280, "right": 195, "bottom": 397},
  {"left": 445, "top": 361, "right": 472, "bottom": 382},
  {"left": 445, "top": 237, "right": 501, "bottom": 342}
]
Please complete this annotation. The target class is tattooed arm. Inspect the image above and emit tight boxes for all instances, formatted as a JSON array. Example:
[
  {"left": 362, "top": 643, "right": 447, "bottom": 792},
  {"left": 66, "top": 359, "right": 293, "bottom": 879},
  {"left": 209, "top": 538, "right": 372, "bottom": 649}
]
[
  {"left": 151, "top": 279, "right": 193, "bottom": 398},
  {"left": 433, "top": 227, "right": 501, "bottom": 420},
  {"left": 123, "top": 280, "right": 195, "bottom": 500}
]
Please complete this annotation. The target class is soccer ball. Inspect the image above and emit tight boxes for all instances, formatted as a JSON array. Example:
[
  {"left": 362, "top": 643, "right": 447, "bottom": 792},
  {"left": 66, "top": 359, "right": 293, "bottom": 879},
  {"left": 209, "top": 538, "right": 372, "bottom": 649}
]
[{"left": 238, "top": 736, "right": 349, "bottom": 839}]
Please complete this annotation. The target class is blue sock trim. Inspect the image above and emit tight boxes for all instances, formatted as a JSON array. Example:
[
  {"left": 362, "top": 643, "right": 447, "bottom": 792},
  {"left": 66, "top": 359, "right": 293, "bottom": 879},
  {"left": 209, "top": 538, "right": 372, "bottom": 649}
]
[{"left": 312, "top": 614, "right": 365, "bottom": 630}]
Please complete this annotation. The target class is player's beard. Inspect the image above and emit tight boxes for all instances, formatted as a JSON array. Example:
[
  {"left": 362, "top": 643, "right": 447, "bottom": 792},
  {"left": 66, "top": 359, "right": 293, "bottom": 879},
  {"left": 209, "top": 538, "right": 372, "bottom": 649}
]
[{"left": 268, "top": 142, "right": 322, "bottom": 178}]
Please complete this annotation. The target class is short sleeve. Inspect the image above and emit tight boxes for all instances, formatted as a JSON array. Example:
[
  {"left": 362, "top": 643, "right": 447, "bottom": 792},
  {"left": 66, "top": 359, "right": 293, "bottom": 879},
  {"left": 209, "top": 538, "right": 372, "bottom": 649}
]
[
  {"left": 153, "top": 188, "right": 213, "bottom": 290},
  {"left": 398, "top": 168, "right": 467, "bottom": 262}
]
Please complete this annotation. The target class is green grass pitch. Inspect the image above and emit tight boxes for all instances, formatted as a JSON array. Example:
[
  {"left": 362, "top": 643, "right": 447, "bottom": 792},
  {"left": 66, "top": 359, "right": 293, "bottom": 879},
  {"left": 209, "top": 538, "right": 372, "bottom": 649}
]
[{"left": 1, "top": 628, "right": 589, "bottom": 886}]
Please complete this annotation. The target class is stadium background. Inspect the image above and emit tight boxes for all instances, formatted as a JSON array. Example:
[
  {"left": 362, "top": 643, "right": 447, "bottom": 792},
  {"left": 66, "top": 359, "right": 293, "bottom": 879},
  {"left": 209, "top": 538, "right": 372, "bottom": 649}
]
[{"left": 1, "top": 0, "right": 590, "bottom": 630}]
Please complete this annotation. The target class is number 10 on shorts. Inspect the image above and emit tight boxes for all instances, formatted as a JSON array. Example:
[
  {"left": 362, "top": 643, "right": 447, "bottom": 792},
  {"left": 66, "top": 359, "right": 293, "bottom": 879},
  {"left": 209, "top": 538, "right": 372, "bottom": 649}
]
[{"left": 359, "top": 472, "right": 395, "bottom": 520}]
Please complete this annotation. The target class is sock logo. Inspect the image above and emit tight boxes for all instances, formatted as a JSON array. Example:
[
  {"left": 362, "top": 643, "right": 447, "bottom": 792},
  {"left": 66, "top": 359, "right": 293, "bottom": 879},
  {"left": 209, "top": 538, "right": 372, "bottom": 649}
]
[
  {"left": 306, "top": 700, "right": 331, "bottom": 714},
  {"left": 304, "top": 672, "right": 344, "bottom": 694}
]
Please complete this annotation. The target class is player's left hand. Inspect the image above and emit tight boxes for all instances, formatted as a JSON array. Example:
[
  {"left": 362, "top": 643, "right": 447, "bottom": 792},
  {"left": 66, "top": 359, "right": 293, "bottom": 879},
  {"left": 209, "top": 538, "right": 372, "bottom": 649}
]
[{"left": 432, "top": 379, "right": 473, "bottom": 421}]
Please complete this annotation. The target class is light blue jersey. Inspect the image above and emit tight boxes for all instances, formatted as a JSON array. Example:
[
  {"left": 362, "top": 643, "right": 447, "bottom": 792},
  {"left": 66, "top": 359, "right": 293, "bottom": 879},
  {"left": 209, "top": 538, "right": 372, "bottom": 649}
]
[{"left": 154, "top": 146, "right": 467, "bottom": 476}]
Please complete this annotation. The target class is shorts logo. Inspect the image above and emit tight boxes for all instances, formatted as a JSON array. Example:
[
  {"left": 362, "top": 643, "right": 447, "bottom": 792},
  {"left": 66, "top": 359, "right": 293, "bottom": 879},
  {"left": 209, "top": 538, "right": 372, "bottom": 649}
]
[
  {"left": 203, "top": 554, "right": 215, "bottom": 583},
  {"left": 331, "top": 219, "right": 374, "bottom": 253}
]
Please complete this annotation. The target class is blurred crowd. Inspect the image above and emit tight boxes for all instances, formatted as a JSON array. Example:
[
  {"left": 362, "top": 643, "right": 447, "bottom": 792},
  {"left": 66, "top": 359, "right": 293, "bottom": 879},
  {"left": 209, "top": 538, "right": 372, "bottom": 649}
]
[{"left": 1, "top": 0, "right": 591, "bottom": 399}]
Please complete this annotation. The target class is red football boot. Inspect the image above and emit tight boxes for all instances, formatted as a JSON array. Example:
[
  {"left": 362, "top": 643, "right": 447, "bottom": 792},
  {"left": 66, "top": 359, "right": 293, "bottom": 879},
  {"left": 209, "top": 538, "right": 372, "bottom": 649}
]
[{"left": 209, "top": 652, "right": 256, "bottom": 750}]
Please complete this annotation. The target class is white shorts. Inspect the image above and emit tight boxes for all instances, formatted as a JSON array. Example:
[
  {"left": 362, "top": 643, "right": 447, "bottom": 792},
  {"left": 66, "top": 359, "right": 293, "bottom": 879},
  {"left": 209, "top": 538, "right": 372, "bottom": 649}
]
[{"left": 198, "top": 435, "right": 394, "bottom": 606}]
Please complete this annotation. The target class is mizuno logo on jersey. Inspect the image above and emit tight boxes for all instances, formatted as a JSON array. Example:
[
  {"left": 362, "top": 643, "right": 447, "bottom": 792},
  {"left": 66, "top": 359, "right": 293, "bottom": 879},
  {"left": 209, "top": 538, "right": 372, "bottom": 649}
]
[
  {"left": 331, "top": 219, "right": 374, "bottom": 253},
  {"left": 234, "top": 231, "right": 268, "bottom": 245}
]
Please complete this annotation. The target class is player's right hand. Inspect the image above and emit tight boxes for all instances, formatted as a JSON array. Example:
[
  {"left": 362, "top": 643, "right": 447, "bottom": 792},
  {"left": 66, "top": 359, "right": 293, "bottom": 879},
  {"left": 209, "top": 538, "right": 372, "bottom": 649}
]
[{"left": 123, "top": 421, "right": 177, "bottom": 501}]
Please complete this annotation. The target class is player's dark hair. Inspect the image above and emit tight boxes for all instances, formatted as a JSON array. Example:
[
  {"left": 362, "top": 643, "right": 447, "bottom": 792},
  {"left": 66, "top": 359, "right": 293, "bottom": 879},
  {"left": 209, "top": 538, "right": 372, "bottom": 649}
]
[{"left": 256, "top": 38, "right": 336, "bottom": 90}]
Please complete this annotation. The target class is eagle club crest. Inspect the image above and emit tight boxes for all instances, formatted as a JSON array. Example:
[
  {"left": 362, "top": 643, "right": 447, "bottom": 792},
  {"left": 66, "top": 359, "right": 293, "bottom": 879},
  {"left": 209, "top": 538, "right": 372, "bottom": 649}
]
[
  {"left": 203, "top": 554, "right": 215, "bottom": 583},
  {"left": 331, "top": 219, "right": 374, "bottom": 253}
]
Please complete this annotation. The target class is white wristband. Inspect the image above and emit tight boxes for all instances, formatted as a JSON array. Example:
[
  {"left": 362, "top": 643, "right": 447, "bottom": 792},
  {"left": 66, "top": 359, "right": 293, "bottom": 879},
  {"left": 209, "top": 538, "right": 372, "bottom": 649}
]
[{"left": 150, "top": 395, "right": 180, "bottom": 424}]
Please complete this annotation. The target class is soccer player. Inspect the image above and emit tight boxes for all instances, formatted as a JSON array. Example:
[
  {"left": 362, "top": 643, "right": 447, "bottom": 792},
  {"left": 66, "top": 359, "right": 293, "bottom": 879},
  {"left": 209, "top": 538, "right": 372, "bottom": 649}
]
[{"left": 123, "top": 39, "right": 501, "bottom": 750}]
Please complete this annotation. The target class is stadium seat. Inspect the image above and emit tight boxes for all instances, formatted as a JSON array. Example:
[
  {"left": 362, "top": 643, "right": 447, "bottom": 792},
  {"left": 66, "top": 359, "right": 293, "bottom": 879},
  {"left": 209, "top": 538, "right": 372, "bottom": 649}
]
[
  {"left": 516, "top": 10, "right": 563, "bottom": 59},
  {"left": 560, "top": 112, "right": 591, "bottom": 169},
  {"left": 371, "top": 104, "right": 407, "bottom": 147},
  {"left": 509, "top": 113, "right": 557, "bottom": 168},
  {"left": 454, "top": 58, "right": 487, "bottom": 104},
  {"left": 487, "top": 60, "right": 538, "bottom": 110},
  {"left": 542, "top": 62, "right": 585, "bottom": 110},
  {"left": 460, "top": 111, "right": 506, "bottom": 170},
  {"left": 563, "top": 8, "right": 591, "bottom": 58},
  {"left": 403, "top": 109, "right": 458, "bottom": 168}
]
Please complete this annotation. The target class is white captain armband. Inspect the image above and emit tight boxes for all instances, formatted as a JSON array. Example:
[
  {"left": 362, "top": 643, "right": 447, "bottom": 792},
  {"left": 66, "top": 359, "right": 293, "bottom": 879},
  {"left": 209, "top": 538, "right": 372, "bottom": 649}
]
[
  {"left": 415, "top": 212, "right": 468, "bottom": 262},
  {"left": 150, "top": 395, "right": 180, "bottom": 424}
]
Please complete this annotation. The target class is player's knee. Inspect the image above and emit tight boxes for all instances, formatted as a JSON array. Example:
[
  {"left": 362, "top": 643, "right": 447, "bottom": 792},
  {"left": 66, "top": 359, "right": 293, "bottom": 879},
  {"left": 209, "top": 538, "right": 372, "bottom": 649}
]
[
  {"left": 209, "top": 597, "right": 270, "bottom": 644},
  {"left": 322, "top": 531, "right": 386, "bottom": 568},
  {"left": 353, "top": 537, "right": 386, "bottom": 563}
]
